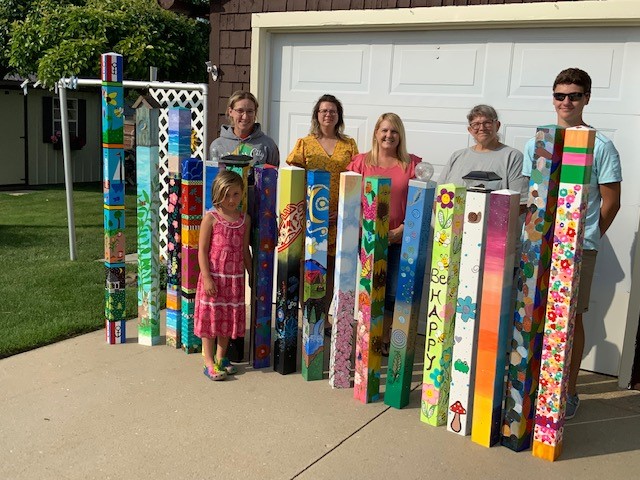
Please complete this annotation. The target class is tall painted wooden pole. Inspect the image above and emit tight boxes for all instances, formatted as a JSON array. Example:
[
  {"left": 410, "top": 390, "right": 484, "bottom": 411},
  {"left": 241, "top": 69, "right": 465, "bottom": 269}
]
[
  {"left": 181, "top": 157, "right": 203, "bottom": 353},
  {"left": 502, "top": 125, "right": 564, "bottom": 451},
  {"left": 251, "top": 165, "right": 278, "bottom": 368},
  {"left": 302, "top": 170, "right": 331, "bottom": 381},
  {"left": 446, "top": 189, "right": 489, "bottom": 435},
  {"left": 385, "top": 179, "right": 435, "bottom": 408},
  {"left": 274, "top": 166, "right": 305, "bottom": 375},
  {"left": 420, "top": 184, "right": 465, "bottom": 425},
  {"left": 532, "top": 126, "right": 594, "bottom": 462},
  {"left": 134, "top": 95, "right": 162, "bottom": 346},
  {"left": 354, "top": 176, "right": 391, "bottom": 404},
  {"left": 101, "top": 52, "right": 126, "bottom": 344},
  {"left": 165, "top": 108, "right": 190, "bottom": 348},
  {"left": 329, "top": 172, "right": 362, "bottom": 388},
  {"left": 471, "top": 189, "right": 520, "bottom": 447}
]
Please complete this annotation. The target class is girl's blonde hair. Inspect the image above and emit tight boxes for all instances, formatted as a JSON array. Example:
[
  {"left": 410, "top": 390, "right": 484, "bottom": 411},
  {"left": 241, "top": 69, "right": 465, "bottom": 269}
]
[
  {"left": 226, "top": 90, "right": 259, "bottom": 125},
  {"left": 309, "top": 94, "right": 347, "bottom": 141},
  {"left": 365, "top": 112, "right": 410, "bottom": 169},
  {"left": 211, "top": 170, "right": 244, "bottom": 208}
]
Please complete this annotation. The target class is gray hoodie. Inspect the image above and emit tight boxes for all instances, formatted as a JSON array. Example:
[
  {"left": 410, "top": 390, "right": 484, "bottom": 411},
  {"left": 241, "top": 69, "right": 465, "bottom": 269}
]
[{"left": 209, "top": 123, "right": 280, "bottom": 167}]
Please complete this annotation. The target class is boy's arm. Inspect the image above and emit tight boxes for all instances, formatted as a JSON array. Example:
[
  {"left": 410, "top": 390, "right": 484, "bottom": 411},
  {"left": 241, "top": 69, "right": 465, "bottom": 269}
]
[{"left": 599, "top": 182, "right": 621, "bottom": 237}]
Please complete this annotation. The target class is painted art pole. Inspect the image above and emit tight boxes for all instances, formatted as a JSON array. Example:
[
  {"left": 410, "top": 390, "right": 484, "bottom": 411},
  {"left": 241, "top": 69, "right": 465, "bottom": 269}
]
[
  {"left": 385, "top": 179, "right": 435, "bottom": 408},
  {"left": 420, "top": 184, "right": 465, "bottom": 425},
  {"left": 532, "top": 126, "right": 594, "bottom": 462},
  {"left": 134, "top": 95, "right": 162, "bottom": 346},
  {"left": 502, "top": 125, "right": 564, "bottom": 451},
  {"left": 446, "top": 189, "right": 489, "bottom": 435},
  {"left": 181, "top": 157, "right": 204, "bottom": 353},
  {"left": 329, "top": 172, "right": 362, "bottom": 388},
  {"left": 165, "top": 107, "right": 191, "bottom": 348},
  {"left": 251, "top": 165, "right": 278, "bottom": 368},
  {"left": 274, "top": 166, "right": 305, "bottom": 375},
  {"left": 302, "top": 170, "right": 330, "bottom": 381},
  {"left": 354, "top": 176, "right": 391, "bottom": 404},
  {"left": 471, "top": 189, "right": 520, "bottom": 447},
  {"left": 101, "top": 52, "right": 126, "bottom": 344}
]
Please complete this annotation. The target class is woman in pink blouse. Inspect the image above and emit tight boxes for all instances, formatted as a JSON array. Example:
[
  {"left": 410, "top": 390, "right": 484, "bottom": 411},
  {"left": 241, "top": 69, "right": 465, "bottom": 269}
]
[{"left": 347, "top": 112, "right": 421, "bottom": 356}]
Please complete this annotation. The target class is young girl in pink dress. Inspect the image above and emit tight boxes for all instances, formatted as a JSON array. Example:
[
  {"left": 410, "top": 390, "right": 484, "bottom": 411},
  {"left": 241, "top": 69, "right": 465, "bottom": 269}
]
[{"left": 195, "top": 170, "right": 252, "bottom": 381}]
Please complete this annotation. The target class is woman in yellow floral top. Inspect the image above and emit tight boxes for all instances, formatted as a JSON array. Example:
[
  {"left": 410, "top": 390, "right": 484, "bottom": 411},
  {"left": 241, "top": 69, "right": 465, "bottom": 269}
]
[{"left": 286, "top": 94, "right": 359, "bottom": 324}]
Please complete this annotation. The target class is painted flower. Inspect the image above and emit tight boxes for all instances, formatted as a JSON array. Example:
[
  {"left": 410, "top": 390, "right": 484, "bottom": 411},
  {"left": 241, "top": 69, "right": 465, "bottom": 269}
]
[
  {"left": 456, "top": 296, "right": 476, "bottom": 322},
  {"left": 437, "top": 188, "right": 455, "bottom": 209},
  {"left": 429, "top": 368, "right": 444, "bottom": 388},
  {"left": 422, "top": 383, "right": 440, "bottom": 405}
]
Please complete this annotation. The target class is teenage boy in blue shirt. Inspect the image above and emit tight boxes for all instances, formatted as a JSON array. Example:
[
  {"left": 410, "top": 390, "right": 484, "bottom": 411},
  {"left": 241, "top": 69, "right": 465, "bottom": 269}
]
[{"left": 522, "top": 68, "right": 622, "bottom": 420}]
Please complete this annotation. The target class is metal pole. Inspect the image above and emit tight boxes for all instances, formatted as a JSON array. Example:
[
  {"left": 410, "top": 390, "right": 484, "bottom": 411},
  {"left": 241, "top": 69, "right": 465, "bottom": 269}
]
[{"left": 58, "top": 81, "right": 78, "bottom": 261}]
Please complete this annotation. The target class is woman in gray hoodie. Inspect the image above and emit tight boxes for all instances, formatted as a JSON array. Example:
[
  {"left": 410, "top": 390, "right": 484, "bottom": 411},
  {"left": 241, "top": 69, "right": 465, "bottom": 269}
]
[{"left": 209, "top": 90, "right": 280, "bottom": 167}]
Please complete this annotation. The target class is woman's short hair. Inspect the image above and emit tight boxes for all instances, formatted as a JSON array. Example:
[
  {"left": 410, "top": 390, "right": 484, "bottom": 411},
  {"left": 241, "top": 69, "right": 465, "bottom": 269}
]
[
  {"left": 466, "top": 104, "right": 499, "bottom": 123},
  {"left": 309, "top": 94, "right": 347, "bottom": 141}
]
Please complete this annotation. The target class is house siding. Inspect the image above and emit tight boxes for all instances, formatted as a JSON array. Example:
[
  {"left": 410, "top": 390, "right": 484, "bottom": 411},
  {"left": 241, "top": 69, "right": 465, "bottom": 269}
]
[{"left": 207, "top": 0, "right": 574, "bottom": 141}]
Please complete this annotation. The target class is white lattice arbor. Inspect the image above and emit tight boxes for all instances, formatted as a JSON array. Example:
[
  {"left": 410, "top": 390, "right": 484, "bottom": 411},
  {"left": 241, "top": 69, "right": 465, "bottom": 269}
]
[{"left": 150, "top": 88, "right": 206, "bottom": 259}]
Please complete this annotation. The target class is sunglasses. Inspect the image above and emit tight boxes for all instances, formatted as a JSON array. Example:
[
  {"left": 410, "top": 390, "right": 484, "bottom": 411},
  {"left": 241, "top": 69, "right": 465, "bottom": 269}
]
[{"left": 553, "top": 92, "right": 587, "bottom": 102}]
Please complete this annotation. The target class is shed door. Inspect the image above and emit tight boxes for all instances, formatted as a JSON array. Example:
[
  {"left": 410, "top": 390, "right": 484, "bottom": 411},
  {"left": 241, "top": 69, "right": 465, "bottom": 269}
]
[
  {"left": 0, "top": 90, "right": 26, "bottom": 185},
  {"left": 267, "top": 27, "right": 640, "bottom": 376}
]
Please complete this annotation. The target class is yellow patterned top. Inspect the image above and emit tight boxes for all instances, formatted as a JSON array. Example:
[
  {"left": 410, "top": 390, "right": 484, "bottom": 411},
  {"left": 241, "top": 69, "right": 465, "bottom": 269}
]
[{"left": 286, "top": 135, "right": 359, "bottom": 252}]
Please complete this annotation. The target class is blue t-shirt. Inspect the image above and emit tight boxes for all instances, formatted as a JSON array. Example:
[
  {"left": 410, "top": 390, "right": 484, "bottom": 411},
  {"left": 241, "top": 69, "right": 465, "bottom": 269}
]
[{"left": 522, "top": 130, "right": 622, "bottom": 251}]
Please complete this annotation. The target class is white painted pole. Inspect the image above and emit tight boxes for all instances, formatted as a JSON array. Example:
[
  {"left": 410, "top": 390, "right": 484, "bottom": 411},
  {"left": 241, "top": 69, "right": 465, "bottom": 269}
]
[{"left": 58, "top": 81, "right": 77, "bottom": 261}]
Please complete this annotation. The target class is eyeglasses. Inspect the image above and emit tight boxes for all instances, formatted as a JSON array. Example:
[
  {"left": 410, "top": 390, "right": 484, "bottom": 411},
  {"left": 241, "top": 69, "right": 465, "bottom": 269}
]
[
  {"left": 469, "top": 120, "right": 495, "bottom": 131},
  {"left": 232, "top": 108, "right": 256, "bottom": 116},
  {"left": 319, "top": 109, "right": 338, "bottom": 116},
  {"left": 552, "top": 92, "right": 587, "bottom": 102}
]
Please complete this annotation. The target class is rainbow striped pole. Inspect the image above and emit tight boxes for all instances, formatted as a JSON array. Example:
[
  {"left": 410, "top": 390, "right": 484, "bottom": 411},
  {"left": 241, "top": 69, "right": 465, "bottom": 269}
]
[
  {"left": 385, "top": 179, "right": 435, "bottom": 408},
  {"left": 302, "top": 170, "right": 330, "bottom": 381},
  {"left": 446, "top": 189, "right": 489, "bottom": 435},
  {"left": 532, "top": 126, "right": 594, "bottom": 462},
  {"left": 274, "top": 167, "right": 305, "bottom": 375},
  {"left": 251, "top": 165, "right": 278, "bottom": 368},
  {"left": 165, "top": 108, "right": 191, "bottom": 348},
  {"left": 180, "top": 157, "right": 203, "bottom": 353},
  {"left": 471, "top": 189, "right": 520, "bottom": 447},
  {"left": 502, "top": 125, "right": 564, "bottom": 451},
  {"left": 420, "top": 184, "right": 465, "bottom": 425},
  {"left": 101, "top": 52, "right": 126, "bottom": 344},
  {"left": 329, "top": 172, "right": 362, "bottom": 388},
  {"left": 354, "top": 176, "right": 391, "bottom": 404},
  {"left": 134, "top": 95, "right": 161, "bottom": 346}
]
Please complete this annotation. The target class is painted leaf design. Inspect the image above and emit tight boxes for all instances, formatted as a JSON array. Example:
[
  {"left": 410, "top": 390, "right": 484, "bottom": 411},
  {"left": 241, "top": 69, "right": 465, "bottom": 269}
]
[
  {"left": 437, "top": 209, "right": 445, "bottom": 228},
  {"left": 444, "top": 214, "right": 453, "bottom": 229},
  {"left": 390, "top": 351, "right": 402, "bottom": 383}
]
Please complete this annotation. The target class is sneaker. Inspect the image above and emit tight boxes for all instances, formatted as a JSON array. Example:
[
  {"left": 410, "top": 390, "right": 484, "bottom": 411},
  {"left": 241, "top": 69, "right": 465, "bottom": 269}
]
[
  {"left": 219, "top": 357, "right": 238, "bottom": 375},
  {"left": 203, "top": 364, "right": 227, "bottom": 381},
  {"left": 565, "top": 394, "right": 580, "bottom": 420}
]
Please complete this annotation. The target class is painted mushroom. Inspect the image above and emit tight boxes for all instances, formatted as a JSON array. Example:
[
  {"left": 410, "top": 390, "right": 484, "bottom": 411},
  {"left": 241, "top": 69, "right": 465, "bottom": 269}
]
[{"left": 449, "top": 401, "right": 466, "bottom": 433}]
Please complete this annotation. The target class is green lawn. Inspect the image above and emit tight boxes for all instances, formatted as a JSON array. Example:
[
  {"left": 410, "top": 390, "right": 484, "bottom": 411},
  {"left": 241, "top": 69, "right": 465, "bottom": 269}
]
[{"left": 0, "top": 183, "right": 152, "bottom": 358}]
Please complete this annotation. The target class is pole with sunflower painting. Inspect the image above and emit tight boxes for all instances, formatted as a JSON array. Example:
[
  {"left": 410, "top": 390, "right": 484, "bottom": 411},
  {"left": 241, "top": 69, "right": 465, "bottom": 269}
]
[
  {"left": 354, "top": 176, "right": 391, "bottom": 403},
  {"left": 420, "top": 184, "right": 466, "bottom": 426}
]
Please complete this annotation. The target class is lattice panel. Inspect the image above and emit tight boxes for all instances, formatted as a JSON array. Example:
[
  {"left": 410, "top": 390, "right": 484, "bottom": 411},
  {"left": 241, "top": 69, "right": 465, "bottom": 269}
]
[{"left": 150, "top": 88, "right": 205, "bottom": 259}]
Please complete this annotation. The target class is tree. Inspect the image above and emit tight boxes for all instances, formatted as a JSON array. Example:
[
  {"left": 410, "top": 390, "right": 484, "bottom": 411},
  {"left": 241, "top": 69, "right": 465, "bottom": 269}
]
[{"left": 8, "top": 0, "right": 209, "bottom": 87}]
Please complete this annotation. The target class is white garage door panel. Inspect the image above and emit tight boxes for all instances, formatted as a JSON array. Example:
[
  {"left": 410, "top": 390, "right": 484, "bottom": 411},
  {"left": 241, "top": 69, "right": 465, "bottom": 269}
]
[
  {"left": 292, "top": 46, "right": 370, "bottom": 91},
  {"left": 267, "top": 26, "right": 640, "bottom": 376}
]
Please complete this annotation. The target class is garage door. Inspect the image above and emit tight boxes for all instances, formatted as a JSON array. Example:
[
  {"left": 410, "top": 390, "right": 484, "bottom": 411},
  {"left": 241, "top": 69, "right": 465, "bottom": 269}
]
[{"left": 267, "top": 27, "right": 640, "bottom": 376}]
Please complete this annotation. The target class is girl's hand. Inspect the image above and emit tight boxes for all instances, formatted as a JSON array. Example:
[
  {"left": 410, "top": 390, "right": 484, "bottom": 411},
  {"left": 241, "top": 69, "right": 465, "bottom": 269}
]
[{"left": 204, "top": 277, "right": 216, "bottom": 297}]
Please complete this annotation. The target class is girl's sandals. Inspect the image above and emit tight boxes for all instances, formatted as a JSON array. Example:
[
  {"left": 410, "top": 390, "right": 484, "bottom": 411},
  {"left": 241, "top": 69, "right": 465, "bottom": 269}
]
[
  {"left": 203, "top": 364, "right": 227, "bottom": 381},
  {"left": 219, "top": 357, "right": 238, "bottom": 375}
]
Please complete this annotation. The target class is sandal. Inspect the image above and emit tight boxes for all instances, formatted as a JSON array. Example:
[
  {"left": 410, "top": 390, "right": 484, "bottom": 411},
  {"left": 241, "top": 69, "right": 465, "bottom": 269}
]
[
  {"left": 203, "top": 364, "right": 227, "bottom": 381},
  {"left": 219, "top": 357, "right": 238, "bottom": 375},
  {"left": 381, "top": 341, "right": 390, "bottom": 357}
]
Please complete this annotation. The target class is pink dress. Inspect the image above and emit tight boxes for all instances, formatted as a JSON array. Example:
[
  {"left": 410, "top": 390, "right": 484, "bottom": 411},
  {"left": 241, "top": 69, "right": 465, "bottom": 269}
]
[{"left": 194, "top": 210, "right": 246, "bottom": 339}]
